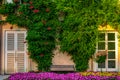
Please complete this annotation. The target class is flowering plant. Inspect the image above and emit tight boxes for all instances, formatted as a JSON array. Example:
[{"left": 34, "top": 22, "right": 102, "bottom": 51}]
[{"left": 8, "top": 72, "right": 120, "bottom": 80}]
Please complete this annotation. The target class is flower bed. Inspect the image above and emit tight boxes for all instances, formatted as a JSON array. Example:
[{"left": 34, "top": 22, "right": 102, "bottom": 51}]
[{"left": 8, "top": 72, "right": 120, "bottom": 80}]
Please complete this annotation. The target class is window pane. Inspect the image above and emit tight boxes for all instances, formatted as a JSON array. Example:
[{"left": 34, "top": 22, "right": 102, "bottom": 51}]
[
  {"left": 98, "top": 62, "right": 105, "bottom": 68},
  {"left": 108, "top": 60, "right": 115, "bottom": 68},
  {"left": 98, "top": 42, "right": 105, "bottom": 50},
  {"left": 108, "top": 42, "right": 115, "bottom": 50},
  {"left": 108, "top": 33, "right": 115, "bottom": 41},
  {"left": 99, "top": 33, "right": 105, "bottom": 41},
  {"left": 108, "top": 51, "right": 115, "bottom": 59}
]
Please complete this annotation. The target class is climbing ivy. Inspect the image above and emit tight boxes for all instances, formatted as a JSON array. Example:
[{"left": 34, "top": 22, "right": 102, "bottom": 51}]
[
  {"left": 0, "top": 0, "right": 120, "bottom": 72},
  {"left": 0, "top": 0, "right": 59, "bottom": 71},
  {"left": 55, "top": 0, "right": 120, "bottom": 71}
]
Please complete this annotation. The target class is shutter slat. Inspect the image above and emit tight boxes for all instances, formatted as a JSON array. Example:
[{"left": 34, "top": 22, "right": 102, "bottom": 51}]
[
  {"left": 17, "top": 33, "right": 25, "bottom": 51},
  {"left": 7, "top": 53, "right": 14, "bottom": 74},
  {"left": 17, "top": 53, "right": 24, "bottom": 72},
  {"left": 7, "top": 33, "right": 14, "bottom": 50}
]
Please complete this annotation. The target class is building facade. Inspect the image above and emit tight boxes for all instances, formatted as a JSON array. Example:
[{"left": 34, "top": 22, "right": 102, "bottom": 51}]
[
  {"left": 0, "top": 15, "right": 120, "bottom": 74},
  {"left": 0, "top": 0, "right": 120, "bottom": 74}
]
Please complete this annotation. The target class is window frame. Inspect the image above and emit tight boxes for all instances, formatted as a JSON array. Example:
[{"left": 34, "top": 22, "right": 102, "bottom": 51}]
[{"left": 94, "top": 31, "right": 118, "bottom": 72}]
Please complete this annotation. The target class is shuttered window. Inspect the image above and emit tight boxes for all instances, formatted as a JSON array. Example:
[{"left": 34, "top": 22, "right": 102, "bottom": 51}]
[{"left": 5, "top": 31, "right": 27, "bottom": 74}]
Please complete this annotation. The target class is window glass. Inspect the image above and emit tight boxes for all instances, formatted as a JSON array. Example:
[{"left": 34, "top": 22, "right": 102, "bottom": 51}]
[
  {"left": 108, "top": 60, "right": 115, "bottom": 68},
  {"left": 98, "top": 42, "right": 105, "bottom": 50},
  {"left": 108, "top": 33, "right": 115, "bottom": 41},
  {"left": 98, "top": 62, "right": 105, "bottom": 68},
  {"left": 99, "top": 33, "right": 105, "bottom": 41},
  {"left": 108, "top": 51, "right": 115, "bottom": 59},
  {"left": 108, "top": 42, "right": 115, "bottom": 50}
]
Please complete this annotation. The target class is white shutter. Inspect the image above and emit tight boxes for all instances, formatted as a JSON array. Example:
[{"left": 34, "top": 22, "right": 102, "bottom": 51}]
[
  {"left": 6, "top": 32, "right": 15, "bottom": 74},
  {"left": 16, "top": 32, "right": 26, "bottom": 72},
  {"left": 7, "top": 53, "right": 15, "bottom": 74},
  {"left": 5, "top": 31, "right": 27, "bottom": 74},
  {"left": 7, "top": 33, "right": 14, "bottom": 51},
  {"left": 17, "top": 33, "right": 25, "bottom": 51},
  {"left": 17, "top": 53, "right": 24, "bottom": 72}
]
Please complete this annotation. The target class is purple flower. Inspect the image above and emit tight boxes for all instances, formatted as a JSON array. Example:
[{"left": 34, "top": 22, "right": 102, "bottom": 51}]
[{"left": 8, "top": 72, "right": 120, "bottom": 80}]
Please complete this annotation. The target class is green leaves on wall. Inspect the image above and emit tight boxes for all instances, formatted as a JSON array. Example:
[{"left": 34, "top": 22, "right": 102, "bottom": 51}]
[{"left": 0, "top": 0, "right": 120, "bottom": 72}]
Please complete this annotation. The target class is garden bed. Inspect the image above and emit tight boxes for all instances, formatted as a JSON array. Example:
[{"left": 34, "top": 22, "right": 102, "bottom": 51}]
[{"left": 8, "top": 72, "right": 120, "bottom": 80}]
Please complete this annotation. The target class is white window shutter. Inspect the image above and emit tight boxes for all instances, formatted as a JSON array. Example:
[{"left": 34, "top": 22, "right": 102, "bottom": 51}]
[
  {"left": 6, "top": 32, "right": 15, "bottom": 74},
  {"left": 16, "top": 33, "right": 25, "bottom": 72},
  {"left": 7, "top": 33, "right": 14, "bottom": 51},
  {"left": 17, "top": 33, "right": 25, "bottom": 51},
  {"left": 17, "top": 53, "right": 24, "bottom": 72},
  {"left": 5, "top": 31, "right": 26, "bottom": 73},
  {"left": 7, "top": 53, "right": 15, "bottom": 74}
]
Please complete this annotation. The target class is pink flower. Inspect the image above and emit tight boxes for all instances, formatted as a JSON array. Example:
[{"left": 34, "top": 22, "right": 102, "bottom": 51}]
[
  {"left": 33, "top": 9, "right": 39, "bottom": 13},
  {"left": 29, "top": 6, "right": 34, "bottom": 9},
  {"left": 47, "top": 27, "right": 52, "bottom": 30},
  {"left": 29, "top": 1, "right": 33, "bottom": 4}
]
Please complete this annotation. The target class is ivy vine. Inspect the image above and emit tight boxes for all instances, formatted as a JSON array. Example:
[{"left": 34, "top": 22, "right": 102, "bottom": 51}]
[
  {"left": 55, "top": 0, "right": 120, "bottom": 71},
  {"left": 0, "top": 0, "right": 59, "bottom": 71},
  {"left": 0, "top": 0, "right": 120, "bottom": 72}
]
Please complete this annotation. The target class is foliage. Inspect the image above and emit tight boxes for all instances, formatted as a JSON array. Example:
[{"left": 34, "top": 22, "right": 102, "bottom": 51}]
[
  {"left": 55, "top": 0, "right": 120, "bottom": 71},
  {"left": 8, "top": 72, "right": 120, "bottom": 80},
  {"left": 94, "top": 51, "right": 107, "bottom": 63},
  {"left": 96, "top": 55, "right": 106, "bottom": 63},
  {"left": 94, "top": 51, "right": 107, "bottom": 72},
  {"left": 0, "top": 0, "right": 120, "bottom": 72},
  {"left": 0, "top": 0, "right": 59, "bottom": 71}
]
